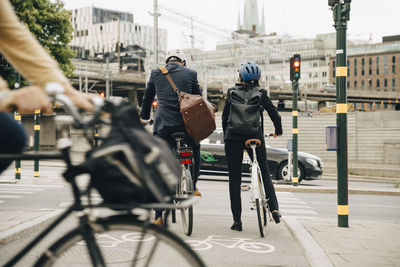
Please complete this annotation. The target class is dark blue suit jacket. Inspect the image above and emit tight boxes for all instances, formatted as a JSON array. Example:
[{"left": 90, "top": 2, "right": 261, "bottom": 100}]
[{"left": 140, "top": 62, "right": 202, "bottom": 133}]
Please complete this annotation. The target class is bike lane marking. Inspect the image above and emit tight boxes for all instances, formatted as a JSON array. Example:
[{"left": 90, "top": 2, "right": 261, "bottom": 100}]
[{"left": 186, "top": 235, "right": 275, "bottom": 254}]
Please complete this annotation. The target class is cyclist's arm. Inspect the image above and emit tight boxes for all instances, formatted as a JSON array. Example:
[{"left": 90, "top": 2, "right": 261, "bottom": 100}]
[
  {"left": 261, "top": 89, "right": 282, "bottom": 136},
  {"left": 0, "top": 0, "right": 93, "bottom": 112},
  {"left": 221, "top": 89, "right": 232, "bottom": 134},
  {"left": 140, "top": 71, "right": 156, "bottom": 120},
  {"left": 191, "top": 71, "right": 202, "bottom": 96},
  {"left": 0, "top": 0, "right": 69, "bottom": 89}
]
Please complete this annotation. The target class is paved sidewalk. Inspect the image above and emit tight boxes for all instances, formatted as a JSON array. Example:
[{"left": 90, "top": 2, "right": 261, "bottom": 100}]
[
  {"left": 1, "top": 161, "right": 400, "bottom": 266},
  {"left": 293, "top": 218, "right": 400, "bottom": 267}
]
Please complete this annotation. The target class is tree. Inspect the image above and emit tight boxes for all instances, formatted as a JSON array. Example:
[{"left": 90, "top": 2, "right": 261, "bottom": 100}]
[{"left": 0, "top": 0, "right": 75, "bottom": 88}]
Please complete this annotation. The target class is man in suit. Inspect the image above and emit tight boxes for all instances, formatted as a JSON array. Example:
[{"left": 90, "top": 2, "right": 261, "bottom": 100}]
[{"left": 140, "top": 49, "right": 202, "bottom": 225}]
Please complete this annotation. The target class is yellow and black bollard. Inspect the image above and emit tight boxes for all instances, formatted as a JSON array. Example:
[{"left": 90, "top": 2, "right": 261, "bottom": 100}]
[
  {"left": 330, "top": 0, "right": 351, "bottom": 227},
  {"left": 33, "top": 109, "right": 41, "bottom": 177},
  {"left": 14, "top": 112, "right": 21, "bottom": 179},
  {"left": 93, "top": 124, "right": 99, "bottom": 148}
]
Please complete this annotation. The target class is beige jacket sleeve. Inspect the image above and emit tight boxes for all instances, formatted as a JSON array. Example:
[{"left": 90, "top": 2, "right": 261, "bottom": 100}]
[{"left": 0, "top": 0, "right": 71, "bottom": 92}]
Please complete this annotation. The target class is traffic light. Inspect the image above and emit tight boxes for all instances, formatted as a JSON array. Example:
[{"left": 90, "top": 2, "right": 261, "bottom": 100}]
[
  {"left": 152, "top": 99, "right": 158, "bottom": 112},
  {"left": 290, "top": 54, "right": 301, "bottom": 81},
  {"left": 99, "top": 91, "right": 105, "bottom": 99}
]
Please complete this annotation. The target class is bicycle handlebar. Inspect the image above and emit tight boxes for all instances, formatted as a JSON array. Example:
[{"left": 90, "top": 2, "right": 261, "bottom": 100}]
[{"left": 45, "top": 83, "right": 104, "bottom": 129}]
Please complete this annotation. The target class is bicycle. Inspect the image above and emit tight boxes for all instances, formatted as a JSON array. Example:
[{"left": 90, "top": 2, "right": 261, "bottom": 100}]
[
  {"left": 1, "top": 84, "right": 205, "bottom": 267},
  {"left": 167, "top": 132, "right": 194, "bottom": 236},
  {"left": 245, "top": 138, "right": 269, "bottom": 238}
]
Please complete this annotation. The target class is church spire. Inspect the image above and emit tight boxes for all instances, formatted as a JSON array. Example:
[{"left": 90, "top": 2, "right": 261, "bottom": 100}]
[
  {"left": 242, "top": 0, "right": 260, "bottom": 34},
  {"left": 259, "top": 5, "right": 266, "bottom": 35},
  {"left": 237, "top": 9, "right": 242, "bottom": 30}
]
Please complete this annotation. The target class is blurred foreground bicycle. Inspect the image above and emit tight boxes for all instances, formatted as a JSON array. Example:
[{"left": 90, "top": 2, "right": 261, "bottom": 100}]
[{"left": 1, "top": 84, "right": 205, "bottom": 267}]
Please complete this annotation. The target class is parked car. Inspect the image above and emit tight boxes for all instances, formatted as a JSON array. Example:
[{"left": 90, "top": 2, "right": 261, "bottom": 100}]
[{"left": 199, "top": 130, "right": 323, "bottom": 183}]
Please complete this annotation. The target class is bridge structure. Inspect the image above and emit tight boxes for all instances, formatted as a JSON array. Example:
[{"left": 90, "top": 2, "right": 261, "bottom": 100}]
[{"left": 70, "top": 59, "right": 400, "bottom": 111}]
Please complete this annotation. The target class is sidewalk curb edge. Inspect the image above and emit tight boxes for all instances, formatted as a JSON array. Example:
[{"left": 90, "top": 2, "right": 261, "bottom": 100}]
[
  {"left": 283, "top": 216, "right": 334, "bottom": 267},
  {"left": 0, "top": 209, "right": 63, "bottom": 246}
]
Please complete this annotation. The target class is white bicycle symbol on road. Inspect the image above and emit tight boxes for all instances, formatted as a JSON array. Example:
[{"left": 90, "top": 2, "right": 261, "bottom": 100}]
[{"left": 186, "top": 235, "right": 275, "bottom": 253}]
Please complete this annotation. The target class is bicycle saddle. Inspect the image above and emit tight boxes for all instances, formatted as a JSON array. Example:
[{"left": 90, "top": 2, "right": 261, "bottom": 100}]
[
  {"left": 245, "top": 138, "right": 261, "bottom": 148},
  {"left": 171, "top": 132, "right": 187, "bottom": 141}
]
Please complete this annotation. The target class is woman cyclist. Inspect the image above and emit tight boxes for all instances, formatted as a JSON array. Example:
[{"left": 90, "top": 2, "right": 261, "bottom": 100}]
[{"left": 222, "top": 61, "right": 282, "bottom": 231}]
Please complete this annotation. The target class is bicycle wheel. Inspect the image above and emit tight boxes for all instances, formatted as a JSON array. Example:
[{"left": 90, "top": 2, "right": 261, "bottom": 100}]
[
  {"left": 171, "top": 208, "right": 176, "bottom": 223},
  {"left": 34, "top": 215, "right": 205, "bottom": 267},
  {"left": 257, "top": 169, "right": 267, "bottom": 227},
  {"left": 180, "top": 165, "right": 193, "bottom": 236},
  {"left": 256, "top": 198, "right": 265, "bottom": 238}
]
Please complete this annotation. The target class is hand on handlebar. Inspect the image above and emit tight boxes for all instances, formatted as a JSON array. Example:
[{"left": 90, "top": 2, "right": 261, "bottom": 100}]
[
  {"left": 63, "top": 84, "right": 97, "bottom": 112},
  {"left": 140, "top": 118, "right": 154, "bottom": 125},
  {"left": 0, "top": 86, "right": 53, "bottom": 114},
  {"left": 0, "top": 83, "right": 98, "bottom": 114}
]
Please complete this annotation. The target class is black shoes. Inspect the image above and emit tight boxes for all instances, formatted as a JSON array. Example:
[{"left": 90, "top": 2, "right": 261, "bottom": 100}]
[
  {"left": 272, "top": 210, "right": 281, "bottom": 224},
  {"left": 231, "top": 221, "right": 242, "bottom": 231}
]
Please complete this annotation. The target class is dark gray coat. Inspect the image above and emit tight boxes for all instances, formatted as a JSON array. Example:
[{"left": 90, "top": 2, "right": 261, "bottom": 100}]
[{"left": 140, "top": 62, "right": 201, "bottom": 134}]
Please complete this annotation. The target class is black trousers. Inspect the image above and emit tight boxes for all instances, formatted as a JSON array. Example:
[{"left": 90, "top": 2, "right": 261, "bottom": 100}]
[
  {"left": 155, "top": 125, "right": 200, "bottom": 186},
  {"left": 224, "top": 139, "right": 279, "bottom": 222},
  {"left": 0, "top": 113, "right": 26, "bottom": 173},
  {"left": 154, "top": 125, "right": 200, "bottom": 220}
]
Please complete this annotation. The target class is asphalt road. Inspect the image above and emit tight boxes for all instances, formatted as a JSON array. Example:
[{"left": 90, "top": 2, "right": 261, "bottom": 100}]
[{"left": 1, "top": 176, "right": 399, "bottom": 266}]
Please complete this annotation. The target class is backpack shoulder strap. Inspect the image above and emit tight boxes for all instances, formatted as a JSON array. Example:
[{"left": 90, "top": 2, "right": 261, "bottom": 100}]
[{"left": 158, "top": 66, "right": 180, "bottom": 93}]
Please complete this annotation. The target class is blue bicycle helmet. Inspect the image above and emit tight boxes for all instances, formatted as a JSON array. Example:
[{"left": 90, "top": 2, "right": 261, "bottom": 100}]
[{"left": 238, "top": 62, "right": 261, "bottom": 82}]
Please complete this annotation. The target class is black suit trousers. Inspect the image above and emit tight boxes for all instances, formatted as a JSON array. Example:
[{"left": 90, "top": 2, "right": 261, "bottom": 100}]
[
  {"left": 155, "top": 125, "right": 200, "bottom": 187},
  {"left": 224, "top": 139, "right": 279, "bottom": 222}
]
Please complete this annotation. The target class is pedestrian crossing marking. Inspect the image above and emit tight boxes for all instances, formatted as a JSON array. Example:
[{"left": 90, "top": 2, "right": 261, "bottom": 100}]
[
  {"left": 0, "top": 195, "right": 24, "bottom": 199},
  {"left": 280, "top": 208, "right": 318, "bottom": 215},
  {"left": 276, "top": 192, "right": 318, "bottom": 217},
  {"left": 278, "top": 199, "right": 307, "bottom": 205},
  {"left": 0, "top": 191, "right": 34, "bottom": 194},
  {"left": 0, "top": 187, "right": 43, "bottom": 191},
  {"left": 0, "top": 184, "right": 63, "bottom": 188},
  {"left": 280, "top": 204, "right": 314, "bottom": 209}
]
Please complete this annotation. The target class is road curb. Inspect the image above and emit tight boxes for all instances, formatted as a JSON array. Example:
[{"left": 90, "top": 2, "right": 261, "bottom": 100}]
[
  {"left": 199, "top": 177, "right": 400, "bottom": 196},
  {"left": 274, "top": 186, "right": 400, "bottom": 196},
  {"left": 0, "top": 209, "right": 63, "bottom": 246},
  {"left": 283, "top": 217, "right": 333, "bottom": 267}
]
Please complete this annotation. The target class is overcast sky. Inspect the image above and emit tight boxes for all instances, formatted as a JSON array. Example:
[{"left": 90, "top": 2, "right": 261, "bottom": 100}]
[{"left": 62, "top": 0, "right": 400, "bottom": 50}]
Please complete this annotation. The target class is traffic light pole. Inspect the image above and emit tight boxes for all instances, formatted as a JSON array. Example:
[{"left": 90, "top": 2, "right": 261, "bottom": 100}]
[
  {"left": 332, "top": 1, "right": 351, "bottom": 228},
  {"left": 292, "top": 80, "right": 298, "bottom": 186}
]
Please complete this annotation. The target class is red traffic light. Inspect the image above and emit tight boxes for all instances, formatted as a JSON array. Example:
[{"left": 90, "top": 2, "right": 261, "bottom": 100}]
[
  {"left": 290, "top": 54, "right": 301, "bottom": 81},
  {"left": 152, "top": 100, "right": 158, "bottom": 107},
  {"left": 99, "top": 91, "right": 105, "bottom": 99}
]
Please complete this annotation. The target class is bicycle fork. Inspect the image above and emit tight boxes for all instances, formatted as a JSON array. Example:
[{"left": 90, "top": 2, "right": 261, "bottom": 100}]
[{"left": 78, "top": 212, "right": 106, "bottom": 267}]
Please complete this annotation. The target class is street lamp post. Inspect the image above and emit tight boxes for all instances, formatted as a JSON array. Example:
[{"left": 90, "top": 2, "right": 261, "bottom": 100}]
[{"left": 329, "top": 0, "right": 351, "bottom": 228}]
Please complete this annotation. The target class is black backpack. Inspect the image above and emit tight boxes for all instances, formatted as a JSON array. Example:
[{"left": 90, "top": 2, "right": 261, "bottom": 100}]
[
  {"left": 75, "top": 103, "right": 180, "bottom": 205},
  {"left": 227, "top": 86, "right": 263, "bottom": 136}
]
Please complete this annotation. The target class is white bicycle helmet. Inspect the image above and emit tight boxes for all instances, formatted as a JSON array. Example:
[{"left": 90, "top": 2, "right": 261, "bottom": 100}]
[{"left": 165, "top": 49, "right": 187, "bottom": 64}]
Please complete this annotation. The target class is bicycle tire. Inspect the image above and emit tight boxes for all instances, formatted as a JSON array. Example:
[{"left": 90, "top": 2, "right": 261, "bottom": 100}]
[
  {"left": 34, "top": 215, "right": 205, "bottom": 267},
  {"left": 256, "top": 198, "right": 265, "bottom": 238},
  {"left": 171, "top": 208, "right": 176, "bottom": 223},
  {"left": 257, "top": 168, "right": 268, "bottom": 228},
  {"left": 263, "top": 205, "right": 267, "bottom": 226},
  {"left": 180, "top": 165, "right": 193, "bottom": 236}
]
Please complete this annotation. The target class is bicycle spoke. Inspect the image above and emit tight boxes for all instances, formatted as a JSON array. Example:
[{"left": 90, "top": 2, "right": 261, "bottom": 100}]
[{"left": 36, "top": 219, "right": 204, "bottom": 267}]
